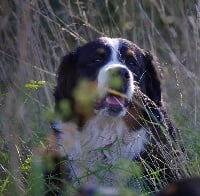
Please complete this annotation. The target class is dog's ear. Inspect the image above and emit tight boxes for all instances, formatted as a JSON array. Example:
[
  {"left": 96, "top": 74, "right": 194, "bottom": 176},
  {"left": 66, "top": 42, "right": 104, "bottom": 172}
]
[
  {"left": 144, "top": 51, "right": 162, "bottom": 106},
  {"left": 54, "top": 51, "right": 77, "bottom": 112}
]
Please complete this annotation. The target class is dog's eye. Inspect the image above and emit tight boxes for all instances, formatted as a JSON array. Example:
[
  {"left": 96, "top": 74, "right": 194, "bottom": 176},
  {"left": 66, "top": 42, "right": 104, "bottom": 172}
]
[
  {"left": 91, "top": 54, "right": 105, "bottom": 64},
  {"left": 92, "top": 58, "right": 102, "bottom": 63},
  {"left": 127, "top": 61, "right": 135, "bottom": 66},
  {"left": 126, "top": 59, "right": 137, "bottom": 66}
]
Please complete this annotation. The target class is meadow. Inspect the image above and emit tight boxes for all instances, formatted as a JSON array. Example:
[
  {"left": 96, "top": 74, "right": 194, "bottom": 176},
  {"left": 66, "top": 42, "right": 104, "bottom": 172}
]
[{"left": 0, "top": 0, "right": 200, "bottom": 195}]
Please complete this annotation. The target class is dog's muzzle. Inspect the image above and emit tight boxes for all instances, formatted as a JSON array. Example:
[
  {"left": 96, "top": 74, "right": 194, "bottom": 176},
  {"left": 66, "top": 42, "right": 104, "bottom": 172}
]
[{"left": 96, "top": 64, "right": 134, "bottom": 117}]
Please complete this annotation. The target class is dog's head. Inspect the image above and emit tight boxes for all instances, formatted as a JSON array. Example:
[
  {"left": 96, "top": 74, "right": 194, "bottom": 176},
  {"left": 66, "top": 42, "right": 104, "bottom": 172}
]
[{"left": 54, "top": 37, "right": 161, "bottom": 122}]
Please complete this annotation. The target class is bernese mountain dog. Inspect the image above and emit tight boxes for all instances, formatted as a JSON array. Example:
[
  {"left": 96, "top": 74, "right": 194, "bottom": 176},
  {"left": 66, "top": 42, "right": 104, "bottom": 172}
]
[{"left": 44, "top": 37, "right": 186, "bottom": 194}]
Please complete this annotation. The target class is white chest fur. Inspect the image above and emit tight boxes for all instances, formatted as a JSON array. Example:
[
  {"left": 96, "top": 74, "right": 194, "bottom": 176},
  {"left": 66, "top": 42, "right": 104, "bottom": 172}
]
[
  {"left": 80, "top": 116, "right": 148, "bottom": 162},
  {"left": 57, "top": 115, "right": 149, "bottom": 185}
]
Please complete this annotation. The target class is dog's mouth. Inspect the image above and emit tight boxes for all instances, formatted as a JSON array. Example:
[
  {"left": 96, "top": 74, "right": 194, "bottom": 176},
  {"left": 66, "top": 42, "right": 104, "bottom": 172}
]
[{"left": 94, "top": 89, "right": 130, "bottom": 116}]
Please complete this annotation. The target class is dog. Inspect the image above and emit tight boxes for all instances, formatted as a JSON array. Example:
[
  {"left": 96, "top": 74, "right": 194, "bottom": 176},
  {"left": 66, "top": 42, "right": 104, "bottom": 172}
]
[{"left": 44, "top": 37, "right": 187, "bottom": 194}]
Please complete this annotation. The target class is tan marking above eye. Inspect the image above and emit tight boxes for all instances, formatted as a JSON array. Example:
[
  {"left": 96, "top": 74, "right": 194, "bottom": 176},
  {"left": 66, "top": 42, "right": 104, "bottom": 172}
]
[
  {"left": 96, "top": 48, "right": 106, "bottom": 55},
  {"left": 126, "top": 49, "right": 135, "bottom": 57}
]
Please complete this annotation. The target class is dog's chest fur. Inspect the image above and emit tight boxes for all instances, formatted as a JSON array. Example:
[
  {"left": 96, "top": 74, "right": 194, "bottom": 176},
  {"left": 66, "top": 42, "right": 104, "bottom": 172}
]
[{"left": 65, "top": 115, "right": 149, "bottom": 185}]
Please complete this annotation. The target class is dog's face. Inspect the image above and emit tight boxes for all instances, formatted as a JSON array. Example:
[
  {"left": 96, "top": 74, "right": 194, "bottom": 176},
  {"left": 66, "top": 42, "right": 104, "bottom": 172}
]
[{"left": 55, "top": 37, "right": 161, "bottom": 120}]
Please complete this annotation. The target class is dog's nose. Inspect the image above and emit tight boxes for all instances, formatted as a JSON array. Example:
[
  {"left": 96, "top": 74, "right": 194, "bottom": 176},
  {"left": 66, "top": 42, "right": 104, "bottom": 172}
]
[
  {"left": 98, "top": 64, "right": 134, "bottom": 98},
  {"left": 119, "top": 67, "right": 130, "bottom": 80},
  {"left": 108, "top": 67, "right": 130, "bottom": 92},
  {"left": 109, "top": 67, "right": 130, "bottom": 81}
]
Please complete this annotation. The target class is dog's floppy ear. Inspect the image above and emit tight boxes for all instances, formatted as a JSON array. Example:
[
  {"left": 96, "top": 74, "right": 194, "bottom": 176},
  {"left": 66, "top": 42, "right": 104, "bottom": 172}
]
[
  {"left": 144, "top": 51, "right": 162, "bottom": 106},
  {"left": 54, "top": 51, "right": 77, "bottom": 112}
]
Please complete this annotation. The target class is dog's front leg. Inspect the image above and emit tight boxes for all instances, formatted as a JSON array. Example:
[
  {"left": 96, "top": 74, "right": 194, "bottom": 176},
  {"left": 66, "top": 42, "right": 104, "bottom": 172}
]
[{"left": 39, "top": 121, "right": 79, "bottom": 195}]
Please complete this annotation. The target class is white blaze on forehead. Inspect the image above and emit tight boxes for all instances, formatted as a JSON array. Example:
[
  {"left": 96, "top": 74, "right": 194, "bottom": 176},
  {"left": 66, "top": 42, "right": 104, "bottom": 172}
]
[
  {"left": 98, "top": 37, "right": 134, "bottom": 100},
  {"left": 100, "top": 37, "right": 120, "bottom": 62}
]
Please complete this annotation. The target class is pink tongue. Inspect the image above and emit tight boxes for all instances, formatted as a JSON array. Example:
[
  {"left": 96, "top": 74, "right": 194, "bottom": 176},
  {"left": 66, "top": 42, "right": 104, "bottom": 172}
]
[{"left": 106, "top": 95, "right": 125, "bottom": 106}]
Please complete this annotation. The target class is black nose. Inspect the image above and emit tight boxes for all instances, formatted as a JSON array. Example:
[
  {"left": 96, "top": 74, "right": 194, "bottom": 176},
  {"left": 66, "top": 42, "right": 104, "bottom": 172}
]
[
  {"left": 109, "top": 67, "right": 130, "bottom": 81},
  {"left": 108, "top": 67, "right": 130, "bottom": 92},
  {"left": 119, "top": 67, "right": 130, "bottom": 80}
]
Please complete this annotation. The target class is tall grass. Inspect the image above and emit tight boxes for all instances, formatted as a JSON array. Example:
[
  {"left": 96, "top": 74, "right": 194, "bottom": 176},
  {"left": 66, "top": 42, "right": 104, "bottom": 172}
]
[{"left": 0, "top": 0, "right": 199, "bottom": 195}]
